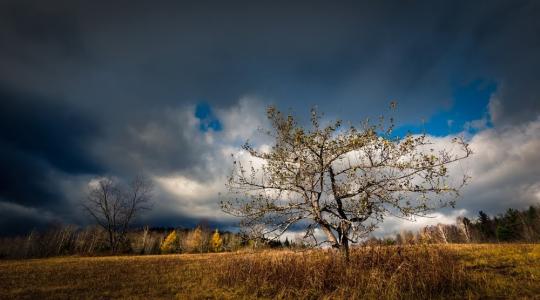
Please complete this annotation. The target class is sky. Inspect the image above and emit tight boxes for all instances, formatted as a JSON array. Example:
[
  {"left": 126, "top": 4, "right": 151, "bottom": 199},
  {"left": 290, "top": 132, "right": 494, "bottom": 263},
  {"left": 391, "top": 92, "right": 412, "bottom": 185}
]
[{"left": 1, "top": 0, "right": 539, "bottom": 237}]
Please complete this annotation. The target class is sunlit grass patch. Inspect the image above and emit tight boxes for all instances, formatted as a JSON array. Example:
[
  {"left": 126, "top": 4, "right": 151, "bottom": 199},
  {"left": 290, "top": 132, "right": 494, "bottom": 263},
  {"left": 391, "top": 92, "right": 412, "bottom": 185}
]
[{"left": 455, "top": 244, "right": 540, "bottom": 298}]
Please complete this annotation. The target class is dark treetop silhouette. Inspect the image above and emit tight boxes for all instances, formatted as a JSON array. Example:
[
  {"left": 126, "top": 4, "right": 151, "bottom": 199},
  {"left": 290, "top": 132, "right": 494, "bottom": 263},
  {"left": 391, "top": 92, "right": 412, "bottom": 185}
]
[{"left": 83, "top": 176, "right": 153, "bottom": 253}]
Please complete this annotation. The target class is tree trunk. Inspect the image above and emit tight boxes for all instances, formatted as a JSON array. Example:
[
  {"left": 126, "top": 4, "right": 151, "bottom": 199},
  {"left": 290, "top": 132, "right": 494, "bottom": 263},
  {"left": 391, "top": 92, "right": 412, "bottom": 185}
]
[
  {"left": 339, "top": 222, "right": 351, "bottom": 262},
  {"left": 341, "top": 240, "right": 350, "bottom": 262},
  {"left": 319, "top": 222, "right": 350, "bottom": 261},
  {"left": 108, "top": 230, "right": 116, "bottom": 253}
]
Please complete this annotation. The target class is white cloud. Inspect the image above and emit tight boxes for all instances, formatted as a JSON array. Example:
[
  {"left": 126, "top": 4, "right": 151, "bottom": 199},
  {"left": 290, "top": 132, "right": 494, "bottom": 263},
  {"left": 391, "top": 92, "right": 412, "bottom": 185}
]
[
  {"left": 373, "top": 116, "right": 540, "bottom": 236},
  {"left": 156, "top": 176, "right": 221, "bottom": 199},
  {"left": 141, "top": 98, "right": 271, "bottom": 224},
  {"left": 464, "top": 117, "right": 489, "bottom": 131},
  {"left": 459, "top": 116, "right": 540, "bottom": 211},
  {"left": 488, "top": 94, "right": 503, "bottom": 125},
  {"left": 373, "top": 209, "right": 468, "bottom": 237},
  {"left": 215, "top": 96, "right": 269, "bottom": 144},
  {"left": 144, "top": 98, "right": 540, "bottom": 240}
]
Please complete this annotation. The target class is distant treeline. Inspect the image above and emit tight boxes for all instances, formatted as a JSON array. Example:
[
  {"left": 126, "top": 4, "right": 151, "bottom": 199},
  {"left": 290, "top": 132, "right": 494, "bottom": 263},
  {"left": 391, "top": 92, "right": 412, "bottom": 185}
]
[
  {"left": 366, "top": 206, "right": 540, "bottom": 245},
  {"left": 2, "top": 206, "right": 539, "bottom": 259},
  {"left": 0, "top": 224, "right": 303, "bottom": 259}
]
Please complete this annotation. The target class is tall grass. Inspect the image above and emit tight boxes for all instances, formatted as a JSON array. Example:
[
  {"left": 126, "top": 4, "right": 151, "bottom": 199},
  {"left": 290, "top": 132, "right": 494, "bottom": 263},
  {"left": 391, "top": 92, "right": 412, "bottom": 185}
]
[
  {"left": 216, "top": 245, "right": 468, "bottom": 299},
  {"left": 1, "top": 244, "right": 539, "bottom": 299}
]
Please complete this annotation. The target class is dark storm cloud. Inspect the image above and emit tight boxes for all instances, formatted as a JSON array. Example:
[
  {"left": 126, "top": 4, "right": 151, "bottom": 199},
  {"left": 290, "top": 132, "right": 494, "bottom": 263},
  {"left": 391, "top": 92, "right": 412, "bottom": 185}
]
[
  {"left": 0, "top": 201, "right": 54, "bottom": 236},
  {"left": 0, "top": 86, "right": 101, "bottom": 207},
  {"left": 89, "top": 107, "right": 215, "bottom": 178},
  {"left": 1, "top": 1, "right": 539, "bottom": 121},
  {"left": 0, "top": 86, "right": 101, "bottom": 174},
  {"left": 0, "top": 0, "right": 539, "bottom": 235}
]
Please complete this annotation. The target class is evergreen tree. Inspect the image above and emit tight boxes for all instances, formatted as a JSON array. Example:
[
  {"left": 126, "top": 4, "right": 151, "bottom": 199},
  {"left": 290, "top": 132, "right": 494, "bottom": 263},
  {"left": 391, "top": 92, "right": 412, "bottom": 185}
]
[
  {"left": 478, "top": 211, "right": 493, "bottom": 241},
  {"left": 527, "top": 206, "right": 537, "bottom": 223},
  {"left": 501, "top": 208, "right": 521, "bottom": 241},
  {"left": 496, "top": 225, "right": 513, "bottom": 242},
  {"left": 524, "top": 206, "right": 539, "bottom": 241}
]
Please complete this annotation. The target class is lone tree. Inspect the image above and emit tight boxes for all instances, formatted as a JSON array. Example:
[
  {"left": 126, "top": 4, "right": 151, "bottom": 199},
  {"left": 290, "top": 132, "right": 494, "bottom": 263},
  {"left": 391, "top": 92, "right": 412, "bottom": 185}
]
[
  {"left": 83, "top": 176, "right": 153, "bottom": 253},
  {"left": 222, "top": 106, "right": 471, "bottom": 258}
]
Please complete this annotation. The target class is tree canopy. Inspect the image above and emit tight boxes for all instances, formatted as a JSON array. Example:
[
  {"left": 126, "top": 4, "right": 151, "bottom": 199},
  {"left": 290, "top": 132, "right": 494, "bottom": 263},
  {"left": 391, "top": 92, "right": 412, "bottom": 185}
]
[{"left": 222, "top": 106, "right": 471, "bottom": 256}]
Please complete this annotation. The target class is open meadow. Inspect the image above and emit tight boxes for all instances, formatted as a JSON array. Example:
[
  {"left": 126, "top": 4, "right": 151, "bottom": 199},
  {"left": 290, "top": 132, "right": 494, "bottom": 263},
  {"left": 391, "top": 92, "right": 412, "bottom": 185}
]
[{"left": 1, "top": 244, "right": 539, "bottom": 299}]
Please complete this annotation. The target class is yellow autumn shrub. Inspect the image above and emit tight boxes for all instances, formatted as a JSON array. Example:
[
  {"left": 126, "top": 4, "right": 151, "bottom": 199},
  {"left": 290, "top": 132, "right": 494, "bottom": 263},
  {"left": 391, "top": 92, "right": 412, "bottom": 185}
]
[
  {"left": 160, "top": 230, "right": 179, "bottom": 254},
  {"left": 186, "top": 226, "right": 203, "bottom": 253},
  {"left": 211, "top": 229, "right": 223, "bottom": 252}
]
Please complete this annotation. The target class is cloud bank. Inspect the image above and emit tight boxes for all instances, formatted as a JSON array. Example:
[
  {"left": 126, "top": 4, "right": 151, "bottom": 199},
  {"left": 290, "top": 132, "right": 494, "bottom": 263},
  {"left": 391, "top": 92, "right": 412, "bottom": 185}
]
[{"left": 0, "top": 1, "right": 539, "bottom": 236}]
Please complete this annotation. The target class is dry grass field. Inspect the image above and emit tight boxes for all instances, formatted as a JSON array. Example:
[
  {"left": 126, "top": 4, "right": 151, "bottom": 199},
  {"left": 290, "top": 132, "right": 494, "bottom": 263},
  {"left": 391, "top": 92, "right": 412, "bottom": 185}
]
[{"left": 0, "top": 244, "right": 539, "bottom": 299}]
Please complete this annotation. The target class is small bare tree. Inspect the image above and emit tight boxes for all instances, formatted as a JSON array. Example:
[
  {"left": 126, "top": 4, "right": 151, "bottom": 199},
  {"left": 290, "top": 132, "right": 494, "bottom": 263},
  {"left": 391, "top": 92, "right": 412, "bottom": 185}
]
[
  {"left": 83, "top": 176, "right": 153, "bottom": 253},
  {"left": 222, "top": 106, "right": 471, "bottom": 258}
]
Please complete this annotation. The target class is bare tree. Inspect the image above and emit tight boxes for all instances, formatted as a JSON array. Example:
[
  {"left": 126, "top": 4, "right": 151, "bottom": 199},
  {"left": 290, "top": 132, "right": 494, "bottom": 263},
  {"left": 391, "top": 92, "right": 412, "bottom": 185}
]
[
  {"left": 222, "top": 106, "right": 471, "bottom": 258},
  {"left": 83, "top": 176, "right": 153, "bottom": 253}
]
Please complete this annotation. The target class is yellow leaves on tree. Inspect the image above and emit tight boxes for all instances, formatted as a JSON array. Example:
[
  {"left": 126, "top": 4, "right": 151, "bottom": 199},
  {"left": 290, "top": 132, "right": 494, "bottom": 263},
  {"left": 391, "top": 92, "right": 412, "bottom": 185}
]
[
  {"left": 186, "top": 226, "right": 203, "bottom": 253},
  {"left": 160, "top": 230, "right": 179, "bottom": 254},
  {"left": 211, "top": 229, "right": 223, "bottom": 252}
]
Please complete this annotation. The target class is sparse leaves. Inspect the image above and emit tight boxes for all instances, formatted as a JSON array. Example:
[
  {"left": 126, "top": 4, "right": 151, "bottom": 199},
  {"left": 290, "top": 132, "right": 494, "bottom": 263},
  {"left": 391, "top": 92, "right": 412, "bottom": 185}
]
[{"left": 222, "top": 106, "right": 471, "bottom": 254}]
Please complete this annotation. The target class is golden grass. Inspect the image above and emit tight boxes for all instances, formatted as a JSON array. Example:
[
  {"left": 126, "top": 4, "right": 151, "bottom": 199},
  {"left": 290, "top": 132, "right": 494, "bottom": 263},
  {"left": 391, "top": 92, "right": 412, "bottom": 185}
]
[
  {"left": 217, "top": 246, "right": 467, "bottom": 299},
  {"left": 452, "top": 244, "right": 540, "bottom": 299},
  {"left": 0, "top": 244, "right": 539, "bottom": 299}
]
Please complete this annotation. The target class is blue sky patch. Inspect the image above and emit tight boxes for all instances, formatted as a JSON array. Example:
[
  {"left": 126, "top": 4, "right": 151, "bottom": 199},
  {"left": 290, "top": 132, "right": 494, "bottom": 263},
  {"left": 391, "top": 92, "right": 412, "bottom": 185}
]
[
  {"left": 393, "top": 79, "right": 497, "bottom": 137},
  {"left": 195, "top": 102, "right": 222, "bottom": 132}
]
